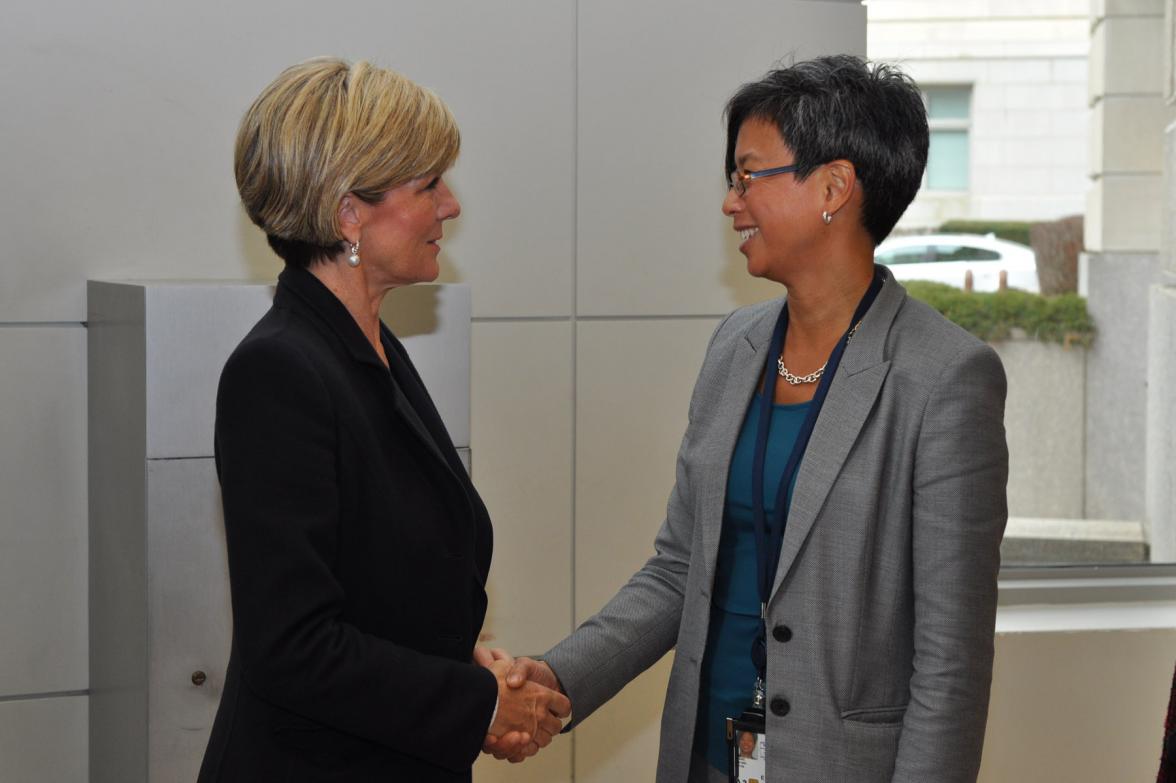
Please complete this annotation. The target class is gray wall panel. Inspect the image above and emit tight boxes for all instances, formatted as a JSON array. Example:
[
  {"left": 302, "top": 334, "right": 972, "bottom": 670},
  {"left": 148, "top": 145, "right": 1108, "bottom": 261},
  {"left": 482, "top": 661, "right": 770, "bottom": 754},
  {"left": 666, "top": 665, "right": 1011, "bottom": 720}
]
[
  {"left": 0, "top": 1, "right": 573, "bottom": 322},
  {"left": 93, "top": 281, "right": 473, "bottom": 460},
  {"left": 0, "top": 327, "right": 88, "bottom": 697},
  {"left": 0, "top": 696, "right": 88, "bottom": 783},
  {"left": 88, "top": 282, "right": 149, "bottom": 783},
  {"left": 145, "top": 458, "right": 230, "bottom": 782},
  {"left": 143, "top": 284, "right": 275, "bottom": 461},
  {"left": 576, "top": 0, "right": 867, "bottom": 316}
]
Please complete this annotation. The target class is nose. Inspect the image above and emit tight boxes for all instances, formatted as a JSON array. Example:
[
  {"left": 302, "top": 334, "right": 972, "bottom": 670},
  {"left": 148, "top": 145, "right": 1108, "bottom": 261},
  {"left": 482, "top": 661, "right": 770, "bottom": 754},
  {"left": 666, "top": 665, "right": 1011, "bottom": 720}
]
[
  {"left": 437, "top": 179, "right": 461, "bottom": 220},
  {"left": 722, "top": 186, "right": 742, "bottom": 216}
]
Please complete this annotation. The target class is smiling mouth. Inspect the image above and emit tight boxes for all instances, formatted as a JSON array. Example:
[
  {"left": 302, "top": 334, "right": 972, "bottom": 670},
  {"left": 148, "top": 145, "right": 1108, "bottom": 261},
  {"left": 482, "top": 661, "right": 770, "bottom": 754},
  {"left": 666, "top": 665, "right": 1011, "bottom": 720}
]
[{"left": 739, "top": 227, "right": 760, "bottom": 242}]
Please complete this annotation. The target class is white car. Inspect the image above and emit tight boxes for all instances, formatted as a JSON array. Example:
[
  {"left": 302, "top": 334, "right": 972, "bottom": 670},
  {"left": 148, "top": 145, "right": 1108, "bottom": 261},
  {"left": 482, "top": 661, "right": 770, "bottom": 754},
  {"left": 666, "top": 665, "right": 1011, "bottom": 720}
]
[{"left": 874, "top": 233, "right": 1039, "bottom": 293}]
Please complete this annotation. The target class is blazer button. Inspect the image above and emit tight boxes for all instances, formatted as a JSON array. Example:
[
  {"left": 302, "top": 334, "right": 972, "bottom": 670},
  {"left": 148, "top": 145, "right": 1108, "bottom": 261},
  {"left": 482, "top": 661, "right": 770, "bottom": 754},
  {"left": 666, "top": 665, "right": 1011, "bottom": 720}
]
[
  {"left": 770, "top": 697, "right": 790, "bottom": 717},
  {"left": 772, "top": 624, "right": 792, "bottom": 643}
]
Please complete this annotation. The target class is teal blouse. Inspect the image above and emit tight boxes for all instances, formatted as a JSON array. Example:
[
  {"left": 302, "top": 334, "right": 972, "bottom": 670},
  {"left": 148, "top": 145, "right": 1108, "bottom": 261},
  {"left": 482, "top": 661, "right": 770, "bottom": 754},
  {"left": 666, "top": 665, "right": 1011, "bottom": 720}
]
[{"left": 693, "top": 394, "right": 809, "bottom": 771}]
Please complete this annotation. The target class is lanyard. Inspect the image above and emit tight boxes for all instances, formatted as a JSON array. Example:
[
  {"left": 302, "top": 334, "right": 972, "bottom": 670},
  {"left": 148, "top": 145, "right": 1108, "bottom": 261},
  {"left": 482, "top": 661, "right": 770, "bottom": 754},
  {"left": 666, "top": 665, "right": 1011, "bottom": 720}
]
[{"left": 749, "top": 269, "right": 883, "bottom": 678}]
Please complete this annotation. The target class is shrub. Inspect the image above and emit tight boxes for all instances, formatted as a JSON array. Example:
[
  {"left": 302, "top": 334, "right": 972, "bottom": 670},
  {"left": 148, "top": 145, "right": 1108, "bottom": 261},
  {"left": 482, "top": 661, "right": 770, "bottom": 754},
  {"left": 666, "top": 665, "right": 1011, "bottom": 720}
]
[
  {"left": 937, "top": 220, "right": 1032, "bottom": 247},
  {"left": 902, "top": 280, "right": 1095, "bottom": 346},
  {"left": 1030, "top": 215, "right": 1083, "bottom": 295}
]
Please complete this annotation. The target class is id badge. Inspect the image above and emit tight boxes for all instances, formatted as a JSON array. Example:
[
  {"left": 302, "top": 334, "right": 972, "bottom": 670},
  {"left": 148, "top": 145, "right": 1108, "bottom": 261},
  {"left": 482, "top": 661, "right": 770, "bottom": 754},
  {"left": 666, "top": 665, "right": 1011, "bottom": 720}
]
[{"left": 726, "top": 711, "right": 767, "bottom": 783}]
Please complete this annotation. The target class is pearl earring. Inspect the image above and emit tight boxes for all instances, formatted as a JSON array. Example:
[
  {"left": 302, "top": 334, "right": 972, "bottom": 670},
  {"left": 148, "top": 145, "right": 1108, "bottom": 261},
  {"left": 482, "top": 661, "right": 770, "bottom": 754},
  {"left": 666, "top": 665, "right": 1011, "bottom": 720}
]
[
  {"left": 347, "top": 242, "right": 361, "bottom": 267},
  {"left": 822, "top": 211, "right": 833, "bottom": 225}
]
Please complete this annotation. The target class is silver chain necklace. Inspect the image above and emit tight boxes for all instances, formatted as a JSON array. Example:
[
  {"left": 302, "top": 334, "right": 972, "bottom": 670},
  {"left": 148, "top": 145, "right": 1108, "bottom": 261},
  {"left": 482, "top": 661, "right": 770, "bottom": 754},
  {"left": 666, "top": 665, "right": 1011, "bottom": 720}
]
[{"left": 776, "top": 320, "right": 863, "bottom": 385}]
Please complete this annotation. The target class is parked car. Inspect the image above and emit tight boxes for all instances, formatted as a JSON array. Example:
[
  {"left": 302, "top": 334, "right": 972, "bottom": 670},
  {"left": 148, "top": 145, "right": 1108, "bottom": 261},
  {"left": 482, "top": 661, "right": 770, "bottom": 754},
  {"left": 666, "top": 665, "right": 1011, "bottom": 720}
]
[{"left": 874, "top": 233, "right": 1039, "bottom": 293}]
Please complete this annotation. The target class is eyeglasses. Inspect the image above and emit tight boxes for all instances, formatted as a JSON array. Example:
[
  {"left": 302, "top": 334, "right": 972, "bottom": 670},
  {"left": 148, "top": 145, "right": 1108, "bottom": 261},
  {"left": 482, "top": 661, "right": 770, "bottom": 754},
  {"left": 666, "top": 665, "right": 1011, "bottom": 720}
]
[{"left": 727, "top": 163, "right": 801, "bottom": 197}]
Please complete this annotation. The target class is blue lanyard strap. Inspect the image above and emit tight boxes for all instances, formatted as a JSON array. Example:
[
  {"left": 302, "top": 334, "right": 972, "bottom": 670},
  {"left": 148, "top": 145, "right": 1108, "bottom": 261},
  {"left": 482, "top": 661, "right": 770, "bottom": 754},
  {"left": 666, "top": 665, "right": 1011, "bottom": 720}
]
[{"left": 749, "top": 269, "right": 884, "bottom": 678}]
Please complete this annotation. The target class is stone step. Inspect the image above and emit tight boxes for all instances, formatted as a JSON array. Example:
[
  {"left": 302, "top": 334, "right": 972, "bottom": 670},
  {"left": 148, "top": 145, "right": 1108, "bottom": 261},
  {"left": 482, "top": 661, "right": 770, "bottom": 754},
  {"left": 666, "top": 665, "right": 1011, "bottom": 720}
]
[{"left": 1000, "top": 517, "right": 1148, "bottom": 565}]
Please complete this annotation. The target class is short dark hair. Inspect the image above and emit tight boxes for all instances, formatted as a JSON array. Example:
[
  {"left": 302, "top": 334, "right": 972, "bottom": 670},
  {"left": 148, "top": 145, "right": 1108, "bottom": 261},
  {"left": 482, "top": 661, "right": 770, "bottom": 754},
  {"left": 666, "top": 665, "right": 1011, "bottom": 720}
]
[{"left": 724, "top": 55, "right": 929, "bottom": 245}]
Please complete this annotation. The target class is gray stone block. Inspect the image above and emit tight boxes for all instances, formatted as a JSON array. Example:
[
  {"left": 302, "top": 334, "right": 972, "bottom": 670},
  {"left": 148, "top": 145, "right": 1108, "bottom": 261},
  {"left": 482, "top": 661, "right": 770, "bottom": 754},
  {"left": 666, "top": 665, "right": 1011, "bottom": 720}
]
[
  {"left": 1081, "top": 251, "right": 1164, "bottom": 520},
  {"left": 1146, "top": 284, "right": 1176, "bottom": 561},
  {"left": 993, "top": 339, "right": 1087, "bottom": 518},
  {"left": 1001, "top": 516, "right": 1148, "bottom": 564},
  {"left": 1002, "top": 537, "right": 1149, "bottom": 564}
]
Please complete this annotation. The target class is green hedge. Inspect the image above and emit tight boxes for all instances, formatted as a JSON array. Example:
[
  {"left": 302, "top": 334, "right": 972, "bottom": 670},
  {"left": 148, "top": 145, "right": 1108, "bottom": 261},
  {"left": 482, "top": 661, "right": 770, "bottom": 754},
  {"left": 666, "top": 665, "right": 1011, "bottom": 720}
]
[
  {"left": 936, "top": 220, "right": 1032, "bottom": 247},
  {"left": 902, "top": 281, "right": 1095, "bottom": 346}
]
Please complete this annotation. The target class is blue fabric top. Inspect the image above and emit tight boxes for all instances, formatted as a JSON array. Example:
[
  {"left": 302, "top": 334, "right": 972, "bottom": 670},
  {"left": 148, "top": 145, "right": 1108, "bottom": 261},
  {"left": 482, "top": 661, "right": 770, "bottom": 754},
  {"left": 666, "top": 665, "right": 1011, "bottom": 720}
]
[{"left": 694, "top": 394, "right": 809, "bottom": 771}]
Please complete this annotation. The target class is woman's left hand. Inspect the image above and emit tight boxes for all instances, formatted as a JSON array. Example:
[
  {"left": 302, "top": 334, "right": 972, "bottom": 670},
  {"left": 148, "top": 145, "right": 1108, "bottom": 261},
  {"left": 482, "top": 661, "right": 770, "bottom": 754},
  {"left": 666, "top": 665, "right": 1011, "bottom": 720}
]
[
  {"left": 474, "top": 647, "right": 533, "bottom": 758},
  {"left": 473, "top": 646, "right": 513, "bottom": 668}
]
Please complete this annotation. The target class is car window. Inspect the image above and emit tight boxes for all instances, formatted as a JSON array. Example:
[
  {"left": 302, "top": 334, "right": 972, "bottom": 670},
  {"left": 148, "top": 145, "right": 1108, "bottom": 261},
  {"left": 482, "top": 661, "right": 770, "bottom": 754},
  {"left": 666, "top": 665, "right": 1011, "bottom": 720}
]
[
  {"left": 876, "top": 246, "right": 933, "bottom": 264},
  {"left": 933, "top": 245, "right": 1001, "bottom": 262}
]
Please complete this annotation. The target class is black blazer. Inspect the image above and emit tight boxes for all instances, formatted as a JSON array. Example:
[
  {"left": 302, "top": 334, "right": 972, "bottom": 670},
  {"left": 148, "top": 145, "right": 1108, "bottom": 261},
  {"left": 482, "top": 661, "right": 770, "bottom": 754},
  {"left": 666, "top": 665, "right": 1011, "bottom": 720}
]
[{"left": 198, "top": 266, "right": 497, "bottom": 782}]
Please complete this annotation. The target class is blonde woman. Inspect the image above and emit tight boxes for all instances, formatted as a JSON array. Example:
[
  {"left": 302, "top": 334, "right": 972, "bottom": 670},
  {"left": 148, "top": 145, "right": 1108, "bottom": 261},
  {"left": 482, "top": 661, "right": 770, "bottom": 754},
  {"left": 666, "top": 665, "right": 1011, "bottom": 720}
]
[{"left": 198, "top": 58, "right": 568, "bottom": 782}]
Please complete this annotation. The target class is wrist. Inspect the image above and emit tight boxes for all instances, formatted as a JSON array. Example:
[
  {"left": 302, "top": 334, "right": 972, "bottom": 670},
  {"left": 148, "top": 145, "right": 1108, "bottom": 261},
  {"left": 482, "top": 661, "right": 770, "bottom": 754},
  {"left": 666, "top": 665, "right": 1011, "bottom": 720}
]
[{"left": 539, "top": 660, "right": 566, "bottom": 696}]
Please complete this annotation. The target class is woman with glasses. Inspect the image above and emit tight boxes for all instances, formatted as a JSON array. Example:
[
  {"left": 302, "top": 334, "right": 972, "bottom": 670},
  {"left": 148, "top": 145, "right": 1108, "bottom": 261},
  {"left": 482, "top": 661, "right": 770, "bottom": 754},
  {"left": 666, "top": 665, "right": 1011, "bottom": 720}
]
[{"left": 489, "top": 55, "right": 1008, "bottom": 782}]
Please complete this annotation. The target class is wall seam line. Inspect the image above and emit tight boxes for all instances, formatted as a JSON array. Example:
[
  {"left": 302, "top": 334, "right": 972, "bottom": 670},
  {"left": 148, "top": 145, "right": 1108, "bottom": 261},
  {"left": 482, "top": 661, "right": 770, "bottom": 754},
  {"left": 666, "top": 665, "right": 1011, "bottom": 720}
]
[
  {"left": 570, "top": 0, "right": 579, "bottom": 778},
  {"left": 0, "top": 689, "right": 88, "bottom": 703}
]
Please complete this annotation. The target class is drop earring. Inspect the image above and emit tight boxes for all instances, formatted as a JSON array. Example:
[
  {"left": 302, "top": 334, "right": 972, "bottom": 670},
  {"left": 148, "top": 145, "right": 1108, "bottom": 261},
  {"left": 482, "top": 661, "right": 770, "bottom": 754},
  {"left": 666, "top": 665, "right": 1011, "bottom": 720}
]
[
  {"left": 821, "top": 210, "right": 833, "bottom": 225},
  {"left": 347, "top": 242, "right": 361, "bottom": 267}
]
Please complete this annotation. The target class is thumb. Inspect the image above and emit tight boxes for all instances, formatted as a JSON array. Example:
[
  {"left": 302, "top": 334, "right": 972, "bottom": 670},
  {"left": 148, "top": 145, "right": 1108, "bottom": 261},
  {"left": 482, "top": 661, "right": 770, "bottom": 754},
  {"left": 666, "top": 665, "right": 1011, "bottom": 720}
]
[{"left": 505, "top": 658, "right": 534, "bottom": 688}]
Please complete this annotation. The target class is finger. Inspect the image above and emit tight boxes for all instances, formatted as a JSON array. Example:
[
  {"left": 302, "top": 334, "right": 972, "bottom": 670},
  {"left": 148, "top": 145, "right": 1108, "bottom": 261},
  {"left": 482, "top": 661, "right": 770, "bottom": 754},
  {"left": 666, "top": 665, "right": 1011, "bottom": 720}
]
[
  {"left": 507, "top": 730, "right": 531, "bottom": 747},
  {"left": 490, "top": 733, "right": 521, "bottom": 760},
  {"left": 537, "top": 710, "right": 563, "bottom": 738},
  {"left": 548, "top": 691, "right": 572, "bottom": 718},
  {"left": 505, "top": 657, "right": 536, "bottom": 688},
  {"left": 472, "top": 646, "right": 495, "bottom": 668},
  {"left": 509, "top": 741, "right": 540, "bottom": 763},
  {"left": 532, "top": 728, "right": 553, "bottom": 748},
  {"left": 491, "top": 732, "right": 526, "bottom": 759},
  {"left": 489, "top": 647, "right": 513, "bottom": 662}
]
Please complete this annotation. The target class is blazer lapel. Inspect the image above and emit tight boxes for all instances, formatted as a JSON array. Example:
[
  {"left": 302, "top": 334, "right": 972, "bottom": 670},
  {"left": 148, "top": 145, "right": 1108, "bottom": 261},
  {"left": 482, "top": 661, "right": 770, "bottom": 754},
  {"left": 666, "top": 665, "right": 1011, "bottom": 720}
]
[
  {"left": 698, "top": 300, "right": 784, "bottom": 584},
  {"left": 275, "top": 267, "right": 460, "bottom": 485},
  {"left": 382, "top": 332, "right": 466, "bottom": 484},
  {"left": 769, "top": 274, "right": 906, "bottom": 599},
  {"left": 387, "top": 377, "right": 453, "bottom": 471}
]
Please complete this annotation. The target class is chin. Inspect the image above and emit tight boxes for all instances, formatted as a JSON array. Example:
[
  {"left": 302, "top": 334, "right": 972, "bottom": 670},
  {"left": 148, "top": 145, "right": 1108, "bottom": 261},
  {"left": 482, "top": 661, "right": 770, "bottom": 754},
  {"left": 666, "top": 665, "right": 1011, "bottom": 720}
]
[
  {"left": 745, "top": 256, "right": 774, "bottom": 282},
  {"left": 417, "top": 260, "right": 441, "bottom": 284},
  {"left": 745, "top": 251, "right": 792, "bottom": 286}
]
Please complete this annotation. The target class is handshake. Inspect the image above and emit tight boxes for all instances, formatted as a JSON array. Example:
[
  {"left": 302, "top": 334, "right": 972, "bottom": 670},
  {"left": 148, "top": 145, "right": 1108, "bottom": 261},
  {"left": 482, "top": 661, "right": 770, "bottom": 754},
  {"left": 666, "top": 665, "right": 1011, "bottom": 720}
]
[{"left": 473, "top": 647, "right": 570, "bottom": 764}]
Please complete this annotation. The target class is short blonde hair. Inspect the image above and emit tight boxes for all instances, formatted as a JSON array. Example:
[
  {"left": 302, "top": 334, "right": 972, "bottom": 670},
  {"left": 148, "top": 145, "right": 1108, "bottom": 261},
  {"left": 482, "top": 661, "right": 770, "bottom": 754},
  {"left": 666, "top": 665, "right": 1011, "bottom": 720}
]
[{"left": 234, "top": 57, "right": 460, "bottom": 266}]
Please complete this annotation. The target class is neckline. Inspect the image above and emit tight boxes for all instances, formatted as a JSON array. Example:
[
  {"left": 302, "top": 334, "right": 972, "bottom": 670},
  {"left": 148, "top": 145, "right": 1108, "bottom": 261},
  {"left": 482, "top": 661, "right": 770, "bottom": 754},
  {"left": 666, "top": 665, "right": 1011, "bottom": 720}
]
[{"left": 753, "top": 392, "right": 813, "bottom": 411}]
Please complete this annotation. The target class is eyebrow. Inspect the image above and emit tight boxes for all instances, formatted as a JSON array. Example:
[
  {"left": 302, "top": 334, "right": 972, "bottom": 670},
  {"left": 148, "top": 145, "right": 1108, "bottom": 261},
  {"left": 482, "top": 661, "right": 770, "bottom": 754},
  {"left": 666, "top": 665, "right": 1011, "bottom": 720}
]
[{"left": 735, "top": 152, "right": 762, "bottom": 169}]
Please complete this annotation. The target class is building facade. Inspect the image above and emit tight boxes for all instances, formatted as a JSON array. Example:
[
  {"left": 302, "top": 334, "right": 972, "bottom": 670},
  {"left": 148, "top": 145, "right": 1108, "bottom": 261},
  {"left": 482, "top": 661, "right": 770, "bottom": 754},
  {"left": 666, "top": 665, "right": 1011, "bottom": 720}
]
[{"left": 867, "top": 0, "right": 1091, "bottom": 229}]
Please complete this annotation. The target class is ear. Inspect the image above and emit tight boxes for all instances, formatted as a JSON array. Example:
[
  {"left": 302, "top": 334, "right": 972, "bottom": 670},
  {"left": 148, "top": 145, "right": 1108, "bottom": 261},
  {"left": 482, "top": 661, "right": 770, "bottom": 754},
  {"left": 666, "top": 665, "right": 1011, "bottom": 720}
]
[
  {"left": 820, "top": 159, "right": 858, "bottom": 217},
  {"left": 337, "top": 193, "right": 363, "bottom": 243}
]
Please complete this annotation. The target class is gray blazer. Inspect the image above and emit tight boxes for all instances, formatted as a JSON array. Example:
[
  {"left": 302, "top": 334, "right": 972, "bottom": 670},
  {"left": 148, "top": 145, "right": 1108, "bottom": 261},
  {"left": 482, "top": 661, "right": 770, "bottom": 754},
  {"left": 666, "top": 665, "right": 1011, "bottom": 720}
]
[{"left": 545, "top": 272, "right": 1009, "bottom": 782}]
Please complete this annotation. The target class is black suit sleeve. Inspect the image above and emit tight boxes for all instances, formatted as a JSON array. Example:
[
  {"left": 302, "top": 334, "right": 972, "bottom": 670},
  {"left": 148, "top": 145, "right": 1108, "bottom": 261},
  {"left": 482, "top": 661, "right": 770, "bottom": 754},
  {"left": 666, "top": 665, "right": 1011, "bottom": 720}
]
[{"left": 214, "top": 335, "right": 497, "bottom": 771}]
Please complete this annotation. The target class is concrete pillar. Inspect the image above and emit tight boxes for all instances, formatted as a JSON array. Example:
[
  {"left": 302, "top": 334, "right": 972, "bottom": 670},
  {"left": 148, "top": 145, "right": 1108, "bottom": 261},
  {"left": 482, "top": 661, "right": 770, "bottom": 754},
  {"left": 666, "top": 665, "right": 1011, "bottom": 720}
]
[
  {"left": 1086, "top": 0, "right": 1166, "bottom": 253},
  {"left": 1145, "top": 0, "right": 1176, "bottom": 561},
  {"left": 1083, "top": 0, "right": 1166, "bottom": 521},
  {"left": 1147, "top": 284, "right": 1176, "bottom": 561}
]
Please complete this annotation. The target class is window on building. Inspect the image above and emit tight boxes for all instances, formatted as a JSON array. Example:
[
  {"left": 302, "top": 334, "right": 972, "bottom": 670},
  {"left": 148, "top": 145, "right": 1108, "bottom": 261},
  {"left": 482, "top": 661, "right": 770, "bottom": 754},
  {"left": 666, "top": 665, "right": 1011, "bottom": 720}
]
[{"left": 924, "top": 86, "right": 972, "bottom": 191}]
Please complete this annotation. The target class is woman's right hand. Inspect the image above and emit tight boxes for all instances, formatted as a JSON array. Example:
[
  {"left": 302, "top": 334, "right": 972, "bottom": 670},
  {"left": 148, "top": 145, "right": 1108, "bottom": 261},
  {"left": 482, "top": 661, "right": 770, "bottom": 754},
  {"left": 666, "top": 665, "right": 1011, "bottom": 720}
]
[{"left": 481, "top": 655, "right": 569, "bottom": 762}]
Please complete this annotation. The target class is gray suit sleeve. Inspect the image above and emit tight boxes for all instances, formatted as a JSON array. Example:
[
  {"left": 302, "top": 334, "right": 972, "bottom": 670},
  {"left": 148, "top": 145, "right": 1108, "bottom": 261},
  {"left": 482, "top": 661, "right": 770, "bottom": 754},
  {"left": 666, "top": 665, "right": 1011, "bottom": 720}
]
[
  {"left": 541, "top": 440, "right": 693, "bottom": 728},
  {"left": 893, "top": 341, "right": 1009, "bottom": 782},
  {"left": 542, "top": 312, "right": 736, "bottom": 728}
]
